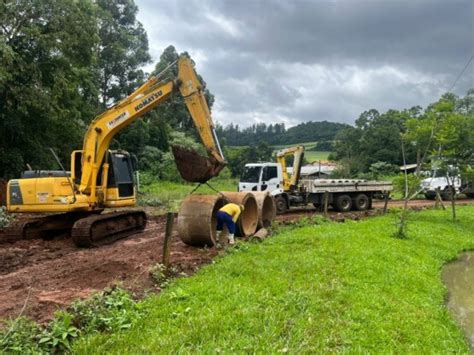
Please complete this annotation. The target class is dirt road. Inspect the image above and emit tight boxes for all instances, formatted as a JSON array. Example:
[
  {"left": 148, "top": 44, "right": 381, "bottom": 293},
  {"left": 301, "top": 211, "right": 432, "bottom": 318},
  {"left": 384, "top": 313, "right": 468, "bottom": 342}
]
[
  {"left": 275, "top": 198, "right": 474, "bottom": 221},
  {"left": 1, "top": 198, "right": 473, "bottom": 324},
  {"left": 0, "top": 216, "right": 217, "bottom": 323}
]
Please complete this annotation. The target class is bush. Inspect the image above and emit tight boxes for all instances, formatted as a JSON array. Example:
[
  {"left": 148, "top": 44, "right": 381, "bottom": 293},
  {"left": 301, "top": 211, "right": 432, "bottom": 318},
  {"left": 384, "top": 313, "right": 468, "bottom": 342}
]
[
  {"left": 392, "top": 173, "right": 423, "bottom": 198},
  {"left": 0, "top": 318, "right": 43, "bottom": 353},
  {"left": 310, "top": 140, "right": 334, "bottom": 151},
  {"left": 68, "top": 287, "right": 141, "bottom": 334},
  {"left": 0, "top": 206, "right": 13, "bottom": 228},
  {"left": 0, "top": 287, "right": 142, "bottom": 353},
  {"left": 369, "top": 161, "right": 398, "bottom": 178}
]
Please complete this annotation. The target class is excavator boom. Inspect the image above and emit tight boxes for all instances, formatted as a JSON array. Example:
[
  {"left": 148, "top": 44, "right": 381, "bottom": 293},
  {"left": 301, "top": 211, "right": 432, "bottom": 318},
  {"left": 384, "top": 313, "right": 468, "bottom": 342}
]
[{"left": 79, "top": 56, "right": 225, "bottom": 198}]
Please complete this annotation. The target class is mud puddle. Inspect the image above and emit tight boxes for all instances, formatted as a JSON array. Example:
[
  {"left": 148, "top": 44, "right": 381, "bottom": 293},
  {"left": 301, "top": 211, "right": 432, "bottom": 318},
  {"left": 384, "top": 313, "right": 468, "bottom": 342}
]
[{"left": 443, "top": 251, "right": 474, "bottom": 351}]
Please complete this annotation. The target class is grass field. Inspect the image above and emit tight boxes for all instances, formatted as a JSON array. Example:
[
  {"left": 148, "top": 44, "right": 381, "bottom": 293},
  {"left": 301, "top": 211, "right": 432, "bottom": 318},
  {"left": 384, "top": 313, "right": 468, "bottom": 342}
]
[
  {"left": 229, "top": 141, "right": 332, "bottom": 163},
  {"left": 303, "top": 150, "right": 331, "bottom": 162},
  {"left": 138, "top": 174, "right": 238, "bottom": 212},
  {"left": 73, "top": 206, "right": 474, "bottom": 353},
  {"left": 270, "top": 141, "right": 331, "bottom": 163},
  {"left": 270, "top": 141, "right": 320, "bottom": 150}
]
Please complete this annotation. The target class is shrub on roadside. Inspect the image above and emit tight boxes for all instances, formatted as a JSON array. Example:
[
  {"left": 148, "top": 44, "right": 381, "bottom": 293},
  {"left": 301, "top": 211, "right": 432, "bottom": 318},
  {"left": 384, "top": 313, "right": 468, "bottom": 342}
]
[
  {"left": 0, "top": 206, "right": 14, "bottom": 228},
  {"left": 0, "top": 287, "right": 141, "bottom": 353}
]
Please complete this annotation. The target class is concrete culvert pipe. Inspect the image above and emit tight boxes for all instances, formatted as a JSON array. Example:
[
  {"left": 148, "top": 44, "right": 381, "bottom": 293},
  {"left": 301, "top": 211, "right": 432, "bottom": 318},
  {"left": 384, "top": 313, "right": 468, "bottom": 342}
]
[
  {"left": 250, "top": 192, "right": 276, "bottom": 228},
  {"left": 221, "top": 192, "right": 258, "bottom": 237},
  {"left": 178, "top": 194, "right": 227, "bottom": 247}
]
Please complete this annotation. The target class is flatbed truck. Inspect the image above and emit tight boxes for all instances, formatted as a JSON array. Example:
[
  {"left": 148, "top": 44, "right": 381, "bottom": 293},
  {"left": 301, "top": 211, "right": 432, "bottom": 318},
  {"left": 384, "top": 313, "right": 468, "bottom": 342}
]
[{"left": 238, "top": 146, "right": 392, "bottom": 214}]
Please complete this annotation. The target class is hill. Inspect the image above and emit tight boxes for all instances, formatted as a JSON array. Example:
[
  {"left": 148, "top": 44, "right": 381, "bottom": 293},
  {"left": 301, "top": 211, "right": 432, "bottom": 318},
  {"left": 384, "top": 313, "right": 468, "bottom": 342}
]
[{"left": 217, "top": 120, "right": 350, "bottom": 146}]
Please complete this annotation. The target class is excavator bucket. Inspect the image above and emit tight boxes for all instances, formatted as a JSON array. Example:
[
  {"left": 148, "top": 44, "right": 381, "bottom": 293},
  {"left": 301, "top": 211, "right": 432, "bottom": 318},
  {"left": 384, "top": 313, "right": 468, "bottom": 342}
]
[{"left": 172, "top": 145, "right": 225, "bottom": 183}]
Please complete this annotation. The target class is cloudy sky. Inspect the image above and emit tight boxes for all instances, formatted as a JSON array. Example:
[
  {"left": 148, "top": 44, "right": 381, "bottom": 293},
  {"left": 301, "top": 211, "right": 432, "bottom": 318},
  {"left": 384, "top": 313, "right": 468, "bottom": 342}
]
[{"left": 135, "top": 0, "right": 473, "bottom": 127}]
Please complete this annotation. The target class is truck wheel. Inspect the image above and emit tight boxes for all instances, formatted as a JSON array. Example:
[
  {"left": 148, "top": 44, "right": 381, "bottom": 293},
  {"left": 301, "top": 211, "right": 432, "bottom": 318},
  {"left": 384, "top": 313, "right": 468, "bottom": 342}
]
[
  {"left": 335, "top": 194, "right": 352, "bottom": 212},
  {"left": 353, "top": 194, "right": 369, "bottom": 211},
  {"left": 275, "top": 196, "right": 287, "bottom": 214}
]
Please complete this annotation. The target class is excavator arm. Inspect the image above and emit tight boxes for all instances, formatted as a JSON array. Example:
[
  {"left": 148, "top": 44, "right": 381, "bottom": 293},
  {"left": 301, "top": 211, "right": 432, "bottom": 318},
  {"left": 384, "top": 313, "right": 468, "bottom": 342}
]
[
  {"left": 78, "top": 56, "right": 226, "bottom": 197},
  {"left": 277, "top": 146, "right": 305, "bottom": 191}
]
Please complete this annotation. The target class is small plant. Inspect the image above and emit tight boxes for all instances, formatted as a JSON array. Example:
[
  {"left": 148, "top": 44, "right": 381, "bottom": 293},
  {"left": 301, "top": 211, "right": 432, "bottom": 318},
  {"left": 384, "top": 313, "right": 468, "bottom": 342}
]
[
  {"left": 0, "top": 317, "right": 42, "bottom": 353},
  {"left": 0, "top": 287, "right": 142, "bottom": 353},
  {"left": 149, "top": 263, "right": 167, "bottom": 284},
  {"left": 68, "top": 286, "right": 141, "bottom": 333},
  {"left": 0, "top": 206, "right": 14, "bottom": 228},
  {"left": 149, "top": 263, "right": 180, "bottom": 287},
  {"left": 38, "top": 312, "right": 79, "bottom": 351},
  {"left": 224, "top": 241, "right": 250, "bottom": 255},
  {"left": 137, "top": 192, "right": 163, "bottom": 207},
  {"left": 393, "top": 210, "right": 410, "bottom": 239}
]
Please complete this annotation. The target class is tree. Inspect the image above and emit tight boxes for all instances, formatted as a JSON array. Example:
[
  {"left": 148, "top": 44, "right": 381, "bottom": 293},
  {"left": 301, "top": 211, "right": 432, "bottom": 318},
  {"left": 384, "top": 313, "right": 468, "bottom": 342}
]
[
  {"left": 434, "top": 108, "right": 474, "bottom": 220},
  {"left": 225, "top": 142, "right": 273, "bottom": 177},
  {"left": 0, "top": 0, "right": 99, "bottom": 178},
  {"left": 149, "top": 46, "right": 214, "bottom": 133},
  {"left": 96, "top": 0, "right": 150, "bottom": 106}
]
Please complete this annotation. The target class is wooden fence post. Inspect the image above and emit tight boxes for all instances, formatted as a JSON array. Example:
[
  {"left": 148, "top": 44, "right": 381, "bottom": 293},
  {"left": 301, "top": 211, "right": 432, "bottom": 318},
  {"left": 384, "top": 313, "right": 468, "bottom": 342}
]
[
  {"left": 383, "top": 193, "right": 389, "bottom": 214},
  {"left": 323, "top": 191, "right": 329, "bottom": 217},
  {"left": 162, "top": 212, "right": 174, "bottom": 269},
  {"left": 435, "top": 187, "right": 446, "bottom": 210}
]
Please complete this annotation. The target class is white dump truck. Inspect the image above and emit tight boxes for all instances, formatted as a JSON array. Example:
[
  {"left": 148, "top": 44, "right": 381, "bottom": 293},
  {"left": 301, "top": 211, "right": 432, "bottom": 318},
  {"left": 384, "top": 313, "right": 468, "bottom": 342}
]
[{"left": 238, "top": 146, "right": 393, "bottom": 213}]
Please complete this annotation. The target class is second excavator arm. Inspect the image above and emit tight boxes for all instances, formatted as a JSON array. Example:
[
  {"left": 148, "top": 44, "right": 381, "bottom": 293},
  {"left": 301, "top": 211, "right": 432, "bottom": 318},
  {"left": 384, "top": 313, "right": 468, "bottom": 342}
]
[
  {"left": 78, "top": 56, "right": 226, "bottom": 198},
  {"left": 277, "top": 146, "right": 305, "bottom": 191}
]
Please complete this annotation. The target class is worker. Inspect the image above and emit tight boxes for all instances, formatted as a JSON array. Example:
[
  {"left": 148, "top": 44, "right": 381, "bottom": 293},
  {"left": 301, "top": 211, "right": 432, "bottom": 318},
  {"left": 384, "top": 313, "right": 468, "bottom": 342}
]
[{"left": 216, "top": 203, "right": 244, "bottom": 245}]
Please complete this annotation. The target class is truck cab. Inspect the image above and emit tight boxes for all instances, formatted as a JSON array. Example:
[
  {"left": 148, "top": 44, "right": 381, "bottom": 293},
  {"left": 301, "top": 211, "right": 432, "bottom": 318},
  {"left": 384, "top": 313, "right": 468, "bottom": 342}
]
[
  {"left": 420, "top": 167, "right": 461, "bottom": 200},
  {"left": 239, "top": 163, "right": 284, "bottom": 195}
]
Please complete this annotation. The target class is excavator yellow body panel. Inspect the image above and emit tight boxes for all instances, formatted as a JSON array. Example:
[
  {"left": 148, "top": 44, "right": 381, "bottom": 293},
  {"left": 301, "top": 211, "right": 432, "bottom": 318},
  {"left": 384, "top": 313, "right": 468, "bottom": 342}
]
[{"left": 7, "top": 178, "right": 90, "bottom": 213}]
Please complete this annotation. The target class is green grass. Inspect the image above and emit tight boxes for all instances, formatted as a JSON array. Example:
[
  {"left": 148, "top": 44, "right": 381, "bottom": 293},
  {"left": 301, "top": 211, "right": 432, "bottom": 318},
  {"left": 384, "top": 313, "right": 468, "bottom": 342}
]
[
  {"left": 138, "top": 176, "right": 238, "bottom": 212},
  {"left": 270, "top": 141, "right": 331, "bottom": 163},
  {"left": 270, "top": 141, "right": 320, "bottom": 150},
  {"left": 229, "top": 141, "right": 331, "bottom": 163},
  {"left": 74, "top": 206, "right": 474, "bottom": 353},
  {"left": 303, "top": 150, "right": 330, "bottom": 162}
]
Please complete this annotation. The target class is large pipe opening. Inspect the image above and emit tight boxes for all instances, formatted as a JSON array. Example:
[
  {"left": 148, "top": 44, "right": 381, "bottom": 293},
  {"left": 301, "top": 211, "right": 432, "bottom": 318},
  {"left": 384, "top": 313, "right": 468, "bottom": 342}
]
[
  {"left": 221, "top": 192, "right": 258, "bottom": 237},
  {"left": 178, "top": 194, "right": 227, "bottom": 247},
  {"left": 251, "top": 192, "right": 276, "bottom": 228}
]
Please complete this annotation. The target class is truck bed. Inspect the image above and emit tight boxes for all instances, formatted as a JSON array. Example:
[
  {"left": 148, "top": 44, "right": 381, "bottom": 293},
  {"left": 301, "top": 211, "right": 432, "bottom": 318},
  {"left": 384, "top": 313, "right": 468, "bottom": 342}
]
[{"left": 301, "top": 179, "right": 393, "bottom": 194}]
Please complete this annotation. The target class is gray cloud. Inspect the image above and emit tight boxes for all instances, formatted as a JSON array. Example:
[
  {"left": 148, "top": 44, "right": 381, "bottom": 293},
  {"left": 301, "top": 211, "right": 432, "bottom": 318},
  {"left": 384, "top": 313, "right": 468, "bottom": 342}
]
[{"left": 136, "top": 0, "right": 473, "bottom": 126}]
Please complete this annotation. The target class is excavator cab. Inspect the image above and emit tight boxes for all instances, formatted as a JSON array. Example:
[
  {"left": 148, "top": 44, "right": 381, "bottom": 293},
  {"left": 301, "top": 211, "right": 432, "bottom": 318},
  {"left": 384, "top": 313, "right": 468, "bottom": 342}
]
[
  {"left": 104, "top": 151, "right": 135, "bottom": 199},
  {"left": 72, "top": 150, "right": 137, "bottom": 206}
]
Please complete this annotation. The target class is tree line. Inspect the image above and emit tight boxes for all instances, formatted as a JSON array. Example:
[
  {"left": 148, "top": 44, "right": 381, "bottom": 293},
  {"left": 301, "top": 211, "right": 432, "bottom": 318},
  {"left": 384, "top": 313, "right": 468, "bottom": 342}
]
[
  {"left": 216, "top": 121, "right": 349, "bottom": 146},
  {"left": 331, "top": 90, "right": 474, "bottom": 179},
  {"left": 0, "top": 0, "right": 212, "bottom": 180}
]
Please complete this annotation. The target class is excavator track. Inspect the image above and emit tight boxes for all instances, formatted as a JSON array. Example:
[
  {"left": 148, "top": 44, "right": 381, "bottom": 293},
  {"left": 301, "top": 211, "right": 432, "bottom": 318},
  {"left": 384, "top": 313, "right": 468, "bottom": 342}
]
[
  {"left": 3, "top": 212, "right": 91, "bottom": 243},
  {"left": 71, "top": 210, "right": 147, "bottom": 247}
]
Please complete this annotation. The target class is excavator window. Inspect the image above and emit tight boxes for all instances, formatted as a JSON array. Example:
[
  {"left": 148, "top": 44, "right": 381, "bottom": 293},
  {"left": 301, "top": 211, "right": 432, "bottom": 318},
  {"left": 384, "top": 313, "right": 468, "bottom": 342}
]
[
  {"left": 73, "top": 151, "right": 83, "bottom": 185},
  {"left": 107, "top": 152, "right": 134, "bottom": 197}
]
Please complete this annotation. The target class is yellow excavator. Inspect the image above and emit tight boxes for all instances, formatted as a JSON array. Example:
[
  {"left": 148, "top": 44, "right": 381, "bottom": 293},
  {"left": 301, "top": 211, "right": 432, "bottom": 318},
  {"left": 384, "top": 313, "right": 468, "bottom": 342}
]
[{"left": 6, "top": 56, "right": 226, "bottom": 246}]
